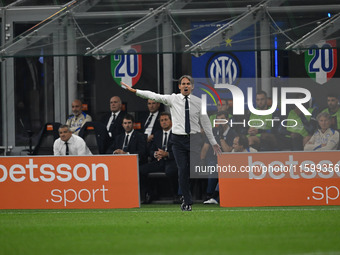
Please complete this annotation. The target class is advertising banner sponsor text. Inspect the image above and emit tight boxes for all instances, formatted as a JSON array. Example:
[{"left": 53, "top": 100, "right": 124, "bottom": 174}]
[
  {"left": 218, "top": 151, "right": 340, "bottom": 207},
  {"left": 0, "top": 155, "right": 140, "bottom": 209}
]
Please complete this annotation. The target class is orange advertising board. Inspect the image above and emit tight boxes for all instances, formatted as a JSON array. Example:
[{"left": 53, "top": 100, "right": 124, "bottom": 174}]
[
  {"left": 0, "top": 155, "right": 140, "bottom": 209},
  {"left": 218, "top": 151, "right": 340, "bottom": 207}
]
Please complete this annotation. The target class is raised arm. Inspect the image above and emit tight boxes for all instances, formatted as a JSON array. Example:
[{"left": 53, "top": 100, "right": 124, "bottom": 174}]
[
  {"left": 121, "top": 81, "right": 171, "bottom": 106},
  {"left": 121, "top": 81, "right": 137, "bottom": 93}
]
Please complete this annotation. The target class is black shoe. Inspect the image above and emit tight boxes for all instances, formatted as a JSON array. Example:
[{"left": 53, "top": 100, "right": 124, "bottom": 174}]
[
  {"left": 180, "top": 203, "right": 192, "bottom": 211},
  {"left": 142, "top": 192, "right": 152, "bottom": 204}
]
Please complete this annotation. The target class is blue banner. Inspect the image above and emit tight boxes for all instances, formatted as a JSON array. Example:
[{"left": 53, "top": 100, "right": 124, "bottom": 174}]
[{"left": 191, "top": 21, "right": 256, "bottom": 111}]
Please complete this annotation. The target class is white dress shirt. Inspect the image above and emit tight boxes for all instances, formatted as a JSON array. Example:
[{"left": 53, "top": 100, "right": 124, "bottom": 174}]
[
  {"left": 136, "top": 90, "right": 217, "bottom": 146},
  {"left": 107, "top": 110, "right": 121, "bottom": 132},
  {"left": 144, "top": 111, "right": 158, "bottom": 136},
  {"left": 53, "top": 134, "right": 92, "bottom": 156}
]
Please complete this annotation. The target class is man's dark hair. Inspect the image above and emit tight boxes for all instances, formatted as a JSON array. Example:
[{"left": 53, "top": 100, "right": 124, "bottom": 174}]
[
  {"left": 178, "top": 75, "right": 194, "bottom": 85},
  {"left": 123, "top": 113, "right": 135, "bottom": 123},
  {"left": 326, "top": 93, "right": 339, "bottom": 100},
  {"left": 216, "top": 111, "right": 229, "bottom": 120},
  {"left": 159, "top": 112, "right": 171, "bottom": 120},
  {"left": 256, "top": 90, "right": 267, "bottom": 98},
  {"left": 237, "top": 135, "right": 249, "bottom": 149},
  {"left": 58, "top": 124, "right": 70, "bottom": 131}
]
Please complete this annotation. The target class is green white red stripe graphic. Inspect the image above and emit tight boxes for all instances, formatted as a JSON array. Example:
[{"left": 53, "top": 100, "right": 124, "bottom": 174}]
[
  {"left": 111, "top": 45, "right": 142, "bottom": 87},
  {"left": 305, "top": 40, "right": 337, "bottom": 85}
]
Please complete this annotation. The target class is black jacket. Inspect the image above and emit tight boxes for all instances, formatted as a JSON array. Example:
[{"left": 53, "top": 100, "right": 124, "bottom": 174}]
[
  {"left": 107, "top": 130, "right": 147, "bottom": 164},
  {"left": 100, "top": 111, "right": 126, "bottom": 141},
  {"left": 149, "top": 130, "right": 175, "bottom": 161}
]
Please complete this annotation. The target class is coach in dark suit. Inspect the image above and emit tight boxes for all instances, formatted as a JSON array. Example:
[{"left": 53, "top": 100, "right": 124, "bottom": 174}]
[
  {"left": 139, "top": 112, "right": 178, "bottom": 203},
  {"left": 100, "top": 96, "right": 125, "bottom": 143},
  {"left": 107, "top": 114, "right": 147, "bottom": 164}
]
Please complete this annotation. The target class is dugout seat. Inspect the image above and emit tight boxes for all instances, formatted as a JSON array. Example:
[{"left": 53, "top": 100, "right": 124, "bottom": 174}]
[
  {"left": 32, "top": 122, "right": 61, "bottom": 155},
  {"left": 147, "top": 172, "right": 175, "bottom": 201},
  {"left": 79, "top": 121, "right": 110, "bottom": 154}
]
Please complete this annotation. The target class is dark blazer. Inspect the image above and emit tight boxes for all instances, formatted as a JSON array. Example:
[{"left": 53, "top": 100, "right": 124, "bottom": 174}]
[
  {"left": 149, "top": 130, "right": 175, "bottom": 162},
  {"left": 108, "top": 130, "right": 147, "bottom": 163},
  {"left": 100, "top": 111, "right": 126, "bottom": 141},
  {"left": 139, "top": 111, "right": 162, "bottom": 135}
]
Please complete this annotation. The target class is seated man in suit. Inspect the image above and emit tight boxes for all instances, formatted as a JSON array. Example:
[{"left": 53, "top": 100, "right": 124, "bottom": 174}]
[
  {"left": 139, "top": 112, "right": 178, "bottom": 203},
  {"left": 107, "top": 114, "right": 147, "bottom": 164},
  {"left": 140, "top": 99, "right": 162, "bottom": 144},
  {"left": 100, "top": 96, "right": 125, "bottom": 143}
]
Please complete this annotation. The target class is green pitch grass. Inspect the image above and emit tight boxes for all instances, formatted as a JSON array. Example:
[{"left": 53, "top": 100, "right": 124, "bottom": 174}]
[{"left": 1, "top": 205, "right": 340, "bottom": 255}]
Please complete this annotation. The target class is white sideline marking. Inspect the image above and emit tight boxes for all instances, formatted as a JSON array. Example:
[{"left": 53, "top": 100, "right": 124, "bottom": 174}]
[
  {"left": 289, "top": 252, "right": 340, "bottom": 255},
  {"left": 1, "top": 207, "right": 340, "bottom": 214}
]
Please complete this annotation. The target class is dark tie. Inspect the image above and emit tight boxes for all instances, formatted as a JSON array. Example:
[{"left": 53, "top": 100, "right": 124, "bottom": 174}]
[
  {"left": 185, "top": 96, "right": 191, "bottom": 134},
  {"left": 110, "top": 113, "right": 116, "bottom": 126},
  {"left": 162, "top": 132, "right": 168, "bottom": 150},
  {"left": 107, "top": 113, "right": 116, "bottom": 132},
  {"left": 144, "top": 114, "right": 154, "bottom": 129},
  {"left": 65, "top": 142, "right": 69, "bottom": 155},
  {"left": 123, "top": 134, "right": 129, "bottom": 151}
]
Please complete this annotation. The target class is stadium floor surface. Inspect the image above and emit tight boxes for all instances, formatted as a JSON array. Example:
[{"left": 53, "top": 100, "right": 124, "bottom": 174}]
[{"left": 1, "top": 205, "right": 340, "bottom": 255}]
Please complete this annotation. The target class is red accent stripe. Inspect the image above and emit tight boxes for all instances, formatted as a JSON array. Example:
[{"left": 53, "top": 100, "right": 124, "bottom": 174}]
[
  {"left": 327, "top": 40, "right": 337, "bottom": 80},
  {"left": 198, "top": 82, "right": 222, "bottom": 105}
]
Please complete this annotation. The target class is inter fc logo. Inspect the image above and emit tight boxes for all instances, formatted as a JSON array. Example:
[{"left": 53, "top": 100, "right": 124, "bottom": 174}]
[
  {"left": 305, "top": 40, "right": 337, "bottom": 85},
  {"left": 205, "top": 52, "right": 241, "bottom": 85},
  {"left": 111, "top": 45, "right": 142, "bottom": 87}
]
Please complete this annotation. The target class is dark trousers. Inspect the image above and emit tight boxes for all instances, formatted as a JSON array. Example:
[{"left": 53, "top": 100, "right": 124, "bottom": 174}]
[{"left": 171, "top": 134, "right": 203, "bottom": 205}]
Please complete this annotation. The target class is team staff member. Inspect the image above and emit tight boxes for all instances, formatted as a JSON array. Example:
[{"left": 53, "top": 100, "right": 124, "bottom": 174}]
[
  {"left": 141, "top": 99, "right": 162, "bottom": 143},
  {"left": 121, "top": 75, "right": 221, "bottom": 211},
  {"left": 304, "top": 112, "right": 339, "bottom": 151},
  {"left": 243, "top": 90, "right": 280, "bottom": 151},
  {"left": 209, "top": 98, "right": 231, "bottom": 127},
  {"left": 53, "top": 125, "right": 92, "bottom": 155},
  {"left": 139, "top": 112, "right": 178, "bottom": 204},
  {"left": 232, "top": 135, "right": 258, "bottom": 153},
  {"left": 322, "top": 94, "right": 340, "bottom": 131},
  {"left": 101, "top": 96, "right": 125, "bottom": 141},
  {"left": 66, "top": 99, "right": 92, "bottom": 135},
  {"left": 107, "top": 114, "right": 147, "bottom": 164}
]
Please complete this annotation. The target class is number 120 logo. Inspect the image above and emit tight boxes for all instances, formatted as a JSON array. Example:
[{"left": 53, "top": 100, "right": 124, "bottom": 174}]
[
  {"left": 111, "top": 45, "right": 142, "bottom": 87},
  {"left": 305, "top": 40, "right": 337, "bottom": 85}
]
